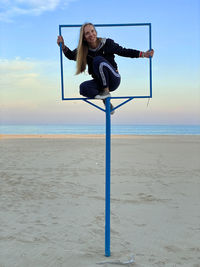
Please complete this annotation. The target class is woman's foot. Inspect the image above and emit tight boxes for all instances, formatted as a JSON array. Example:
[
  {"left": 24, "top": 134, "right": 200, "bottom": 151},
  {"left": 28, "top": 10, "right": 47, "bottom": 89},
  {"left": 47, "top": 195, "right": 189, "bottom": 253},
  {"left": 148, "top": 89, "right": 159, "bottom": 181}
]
[
  {"left": 95, "top": 88, "right": 111, "bottom": 100},
  {"left": 102, "top": 99, "right": 115, "bottom": 115}
]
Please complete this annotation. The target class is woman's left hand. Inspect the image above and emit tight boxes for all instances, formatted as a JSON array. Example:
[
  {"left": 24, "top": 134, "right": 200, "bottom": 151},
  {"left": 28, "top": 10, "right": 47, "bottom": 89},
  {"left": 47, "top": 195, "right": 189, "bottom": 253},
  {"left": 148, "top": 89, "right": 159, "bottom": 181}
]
[{"left": 144, "top": 49, "right": 154, "bottom": 58}]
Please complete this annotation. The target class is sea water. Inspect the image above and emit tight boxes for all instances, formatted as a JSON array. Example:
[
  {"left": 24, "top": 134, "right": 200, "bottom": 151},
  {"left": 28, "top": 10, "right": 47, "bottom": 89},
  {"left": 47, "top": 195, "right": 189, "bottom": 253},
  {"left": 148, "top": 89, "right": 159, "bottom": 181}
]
[{"left": 0, "top": 124, "right": 200, "bottom": 135}]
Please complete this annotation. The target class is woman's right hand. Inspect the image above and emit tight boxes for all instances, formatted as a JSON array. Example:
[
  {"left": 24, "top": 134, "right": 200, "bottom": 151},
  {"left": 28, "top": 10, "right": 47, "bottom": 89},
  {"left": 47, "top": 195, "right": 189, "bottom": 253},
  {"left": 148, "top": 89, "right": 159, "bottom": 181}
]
[{"left": 57, "top": 35, "right": 65, "bottom": 47}]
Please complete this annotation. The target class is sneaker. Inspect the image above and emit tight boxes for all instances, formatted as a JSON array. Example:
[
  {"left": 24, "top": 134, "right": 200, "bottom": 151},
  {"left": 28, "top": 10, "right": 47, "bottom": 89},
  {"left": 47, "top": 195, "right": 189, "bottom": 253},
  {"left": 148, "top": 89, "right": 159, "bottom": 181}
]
[
  {"left": 95, "top": 91, "right": 111, "bottom": 100},
  {"left": 103, "top": 99, "right": 115, "bottom": 115}
]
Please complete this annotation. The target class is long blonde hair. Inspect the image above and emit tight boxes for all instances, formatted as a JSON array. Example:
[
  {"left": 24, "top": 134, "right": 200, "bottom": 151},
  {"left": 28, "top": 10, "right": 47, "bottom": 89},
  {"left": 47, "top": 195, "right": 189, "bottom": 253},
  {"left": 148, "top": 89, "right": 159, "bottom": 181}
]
[{"left": 76, "top": 23, "right": 96, "bottom": 75}]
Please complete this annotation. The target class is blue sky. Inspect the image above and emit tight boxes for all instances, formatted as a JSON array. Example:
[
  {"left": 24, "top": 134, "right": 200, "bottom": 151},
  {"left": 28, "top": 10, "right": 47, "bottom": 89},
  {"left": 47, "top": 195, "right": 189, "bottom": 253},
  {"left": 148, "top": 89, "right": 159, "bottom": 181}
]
[{"left": 0, "top": 0, "right": 200, "bottom": 125}]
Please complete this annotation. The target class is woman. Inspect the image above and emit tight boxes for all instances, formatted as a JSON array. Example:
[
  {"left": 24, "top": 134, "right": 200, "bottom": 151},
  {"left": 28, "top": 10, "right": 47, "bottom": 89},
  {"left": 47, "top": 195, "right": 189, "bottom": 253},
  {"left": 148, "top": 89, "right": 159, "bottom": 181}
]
[{"left": 57, "top": 22, "right": 154, "bottom": 112}]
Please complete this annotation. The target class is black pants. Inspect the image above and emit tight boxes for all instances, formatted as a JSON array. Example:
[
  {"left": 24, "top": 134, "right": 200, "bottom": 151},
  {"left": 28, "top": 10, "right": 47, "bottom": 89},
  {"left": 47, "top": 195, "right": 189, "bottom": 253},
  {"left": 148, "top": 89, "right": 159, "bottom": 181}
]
[{"left": 80, "top": 56, "right": 121, "bottom": 98}]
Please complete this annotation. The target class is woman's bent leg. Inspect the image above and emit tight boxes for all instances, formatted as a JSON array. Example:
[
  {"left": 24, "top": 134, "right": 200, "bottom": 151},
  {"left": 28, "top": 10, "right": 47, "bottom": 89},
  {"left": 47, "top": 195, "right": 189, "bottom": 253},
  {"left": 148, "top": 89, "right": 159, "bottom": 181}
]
[
  {"left": 93, "top": 56, "right": 121, "bottom": 92},
  {"left": 79, "top": 79, "right": 100, "bottom": 98}
]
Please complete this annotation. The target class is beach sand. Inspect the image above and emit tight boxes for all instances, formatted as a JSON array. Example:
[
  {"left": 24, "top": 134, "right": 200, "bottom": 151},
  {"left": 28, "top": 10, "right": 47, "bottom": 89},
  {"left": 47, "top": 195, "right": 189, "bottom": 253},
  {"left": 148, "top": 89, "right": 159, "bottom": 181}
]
[{"left": 0, "top": 135, "right": 200, "bottom": 267}]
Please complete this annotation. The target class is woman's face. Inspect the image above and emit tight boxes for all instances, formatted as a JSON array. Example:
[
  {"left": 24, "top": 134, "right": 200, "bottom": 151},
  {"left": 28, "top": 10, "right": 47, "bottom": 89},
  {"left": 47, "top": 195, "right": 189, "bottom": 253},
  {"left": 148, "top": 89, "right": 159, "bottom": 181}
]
[{"left": 83, "top": 24, "right": 97, "bottom": 46}]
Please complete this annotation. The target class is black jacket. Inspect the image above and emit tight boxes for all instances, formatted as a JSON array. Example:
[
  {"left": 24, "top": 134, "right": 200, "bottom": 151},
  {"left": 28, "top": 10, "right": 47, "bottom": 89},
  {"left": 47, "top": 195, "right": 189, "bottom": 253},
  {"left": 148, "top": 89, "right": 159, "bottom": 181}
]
[{"left": 63, "top": 38, "right": 140, "bottom": 77}]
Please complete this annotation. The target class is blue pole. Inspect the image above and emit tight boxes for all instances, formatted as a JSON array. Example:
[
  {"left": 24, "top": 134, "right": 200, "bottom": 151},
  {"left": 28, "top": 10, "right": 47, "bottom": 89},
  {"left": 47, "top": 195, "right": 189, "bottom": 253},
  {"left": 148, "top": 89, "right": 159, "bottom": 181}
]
[{"left": 105, "top": 98, "right": 111, "bottom": 257}]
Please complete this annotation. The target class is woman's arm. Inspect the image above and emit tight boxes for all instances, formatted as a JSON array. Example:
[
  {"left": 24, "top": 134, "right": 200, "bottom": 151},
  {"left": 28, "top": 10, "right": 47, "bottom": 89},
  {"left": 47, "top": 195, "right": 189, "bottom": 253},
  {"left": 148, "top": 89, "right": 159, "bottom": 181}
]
[
  {"left": 57, "top": 35, "right": 77, "bottom": 61},
  {"left": 107, "top": 38, "right": 140, "bottom": 58},
  {"left": 107, "top": 38, "right": 154, "bottom": 58}
]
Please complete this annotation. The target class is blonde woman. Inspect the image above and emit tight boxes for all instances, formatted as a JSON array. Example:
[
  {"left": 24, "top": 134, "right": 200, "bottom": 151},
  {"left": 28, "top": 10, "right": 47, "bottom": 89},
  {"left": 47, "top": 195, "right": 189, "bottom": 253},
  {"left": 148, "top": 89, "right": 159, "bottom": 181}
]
[{"left": 57, "top": 23, "right": 154, "bottom": 111}]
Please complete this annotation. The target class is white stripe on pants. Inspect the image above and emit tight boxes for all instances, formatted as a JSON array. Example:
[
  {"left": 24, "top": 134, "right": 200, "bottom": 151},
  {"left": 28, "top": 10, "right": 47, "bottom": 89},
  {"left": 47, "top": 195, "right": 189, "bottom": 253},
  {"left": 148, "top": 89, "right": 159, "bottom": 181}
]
[{"left": 99, "top": 62, "right": 121, "bottom": 87}]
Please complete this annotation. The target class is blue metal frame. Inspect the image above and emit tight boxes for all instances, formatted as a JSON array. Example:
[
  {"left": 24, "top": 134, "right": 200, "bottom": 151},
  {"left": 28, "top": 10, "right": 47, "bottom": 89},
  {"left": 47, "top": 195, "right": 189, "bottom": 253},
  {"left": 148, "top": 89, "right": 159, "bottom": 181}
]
[
  {"left": 59, "top": 23, "right": 153, "bottom": 257},
  {"left": 59, "top": 23, "right": 152, "bottom": 106}
]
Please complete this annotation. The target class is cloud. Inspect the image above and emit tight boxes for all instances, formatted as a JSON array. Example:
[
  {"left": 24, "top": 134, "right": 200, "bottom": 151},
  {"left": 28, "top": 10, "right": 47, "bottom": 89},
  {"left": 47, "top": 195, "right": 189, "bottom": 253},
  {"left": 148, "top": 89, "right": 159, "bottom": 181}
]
[
  {"left": 0, "top": 57, "right": 99, "bottom": 125},
  {"left": 0, "top": 57, "right": 58, "bottom": 96},
  {"left": 0, "top": 0, "right": 75, "bottom": 22},
  {"left": 0, "top": 58, "right": 39, "bottom": 88}
]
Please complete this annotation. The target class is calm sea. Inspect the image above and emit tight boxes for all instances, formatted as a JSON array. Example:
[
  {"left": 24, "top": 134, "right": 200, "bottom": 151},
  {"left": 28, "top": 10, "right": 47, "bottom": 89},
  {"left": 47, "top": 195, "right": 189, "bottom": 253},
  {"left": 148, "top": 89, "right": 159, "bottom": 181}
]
[{"left": 0, "top": 124, "right": 200, "bottom": 135}]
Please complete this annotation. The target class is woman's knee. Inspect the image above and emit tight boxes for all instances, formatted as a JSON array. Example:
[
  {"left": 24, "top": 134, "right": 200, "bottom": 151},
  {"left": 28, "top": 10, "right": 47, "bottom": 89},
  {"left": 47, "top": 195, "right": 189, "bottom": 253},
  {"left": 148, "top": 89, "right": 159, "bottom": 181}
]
[
  {"left": 79, "top": 81, "right": 87, "bottom": 96},
  {"left": 79, "top": 80, "right": 99, "bottom": 98}
]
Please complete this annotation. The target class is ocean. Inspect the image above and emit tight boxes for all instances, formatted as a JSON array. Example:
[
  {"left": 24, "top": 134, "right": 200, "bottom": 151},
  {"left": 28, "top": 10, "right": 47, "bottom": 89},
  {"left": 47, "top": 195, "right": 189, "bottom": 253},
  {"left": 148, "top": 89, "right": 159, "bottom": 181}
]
[{"left": 0, "top": 124, "right": 200, "bottom": 135}]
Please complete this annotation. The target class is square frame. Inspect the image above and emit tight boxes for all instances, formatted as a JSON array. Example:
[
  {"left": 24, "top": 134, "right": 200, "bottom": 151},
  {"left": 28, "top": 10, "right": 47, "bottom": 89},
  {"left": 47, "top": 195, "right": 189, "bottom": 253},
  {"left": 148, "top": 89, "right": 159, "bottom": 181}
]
[{"left": 59, "top": 23, "right": 152, "bottom": 101}]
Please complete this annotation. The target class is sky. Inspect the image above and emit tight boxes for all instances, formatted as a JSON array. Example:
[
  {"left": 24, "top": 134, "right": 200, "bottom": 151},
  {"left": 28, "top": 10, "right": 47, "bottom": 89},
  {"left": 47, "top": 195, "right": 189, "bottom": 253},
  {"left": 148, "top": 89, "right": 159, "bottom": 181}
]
[{"left": 0, "top": 0, "right": 200, "bottom": 125}]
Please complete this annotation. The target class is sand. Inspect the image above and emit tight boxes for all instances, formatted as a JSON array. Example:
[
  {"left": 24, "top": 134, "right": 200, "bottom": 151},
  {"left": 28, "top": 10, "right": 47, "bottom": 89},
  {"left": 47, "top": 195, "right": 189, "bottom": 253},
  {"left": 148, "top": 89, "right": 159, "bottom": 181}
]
[{"left": 0, "top": 135, "right": 200, "bottom": 267}]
